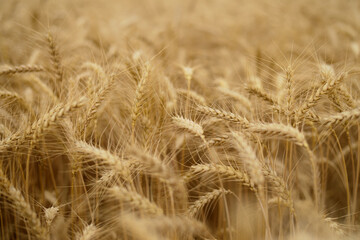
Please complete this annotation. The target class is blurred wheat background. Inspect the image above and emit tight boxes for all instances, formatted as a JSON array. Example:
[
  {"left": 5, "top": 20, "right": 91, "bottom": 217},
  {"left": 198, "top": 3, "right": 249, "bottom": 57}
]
[{"left": 1, "top": 0, "right": 360, "bottom": 239}]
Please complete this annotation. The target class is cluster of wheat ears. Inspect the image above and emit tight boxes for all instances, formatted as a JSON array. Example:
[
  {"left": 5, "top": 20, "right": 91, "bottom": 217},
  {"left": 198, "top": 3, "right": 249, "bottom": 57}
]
[{"left": 1, "top": 0, "right": 360, "bottom": 239}]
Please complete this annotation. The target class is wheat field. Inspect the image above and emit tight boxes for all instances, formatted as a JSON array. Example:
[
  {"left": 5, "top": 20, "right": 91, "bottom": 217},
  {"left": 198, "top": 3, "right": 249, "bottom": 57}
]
[{"left": 1, "top": 0, "right": 360, "bottom": 239}]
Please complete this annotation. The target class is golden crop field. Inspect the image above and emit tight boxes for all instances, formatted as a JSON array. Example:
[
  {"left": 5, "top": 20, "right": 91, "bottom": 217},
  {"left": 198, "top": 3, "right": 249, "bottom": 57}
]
[{"left": 1, "top": 0, "right": 360, "bottom": 239}]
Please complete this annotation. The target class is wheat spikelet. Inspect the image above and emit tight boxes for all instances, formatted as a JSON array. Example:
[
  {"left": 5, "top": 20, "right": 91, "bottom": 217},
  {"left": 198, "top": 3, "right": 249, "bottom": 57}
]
[
  {"left": 336, "top": 87, "right": 355, "bottom": 108},
  {"left": 196, "top": 105, "right": 250, "bottom": 128},
  {"left": 172, "top": 116, "right": 206, "bottom": 142},
  {"left": 140, "top": 215, "right": 212, "bottom": 238},
  {"left": 25, "top": 97, "right": 87, "bottom": 142},
  {"left": 117, "top": 214, "right": 160, "bottom": 240},
  {"left": 0, "top": 168, "right": 48, "bottom": 240},
  {"left": 76, "top": 224, "right": 98, "bottom": 240},
  {"left": 0, "top": 96, "right": 87, "bottom": 150},
  {"left": 232, "top": 131, "right": 264, "bottom": 185},
  {"left": 319, "top": 63, "right": 335, "bottom": 82},
  {"left": 0, "top": 65, "right": 44, "bottom": 76},
  {"left": 321, "top": 107, "right": 360, "bottom": 127},
  {"left": 198, "top": 135, "right": 229, "bottom": 150},
  {"left": 328, "top": 90, "right": 343, "bottom": 111},
  {"left": 247, "top": 122, "right": 320, "bottom": 207},
  {"left": 82, "top": 62, "right": 107, "bottom": 80},
  {"left": 162, "top": 76, "right": 177, "bottom": 109},
  {"left": 176, "top": 89, "right": 206, "bottom": 105},
  {"left": 246, "top": 86, "right": 279, "bottom": 106},
  {"left": 0, "top": 89, "right": 32, "bottom": 113},
  {"left": 324, "top": 217, "right": 345, "bottom": 236},
  {"left": 0, "top": 123, "right": 11, "bottom": 139},
  {"left": 79, "top": 75, "right": 115, "bottom": 137},
  {"left": 140, "top": 116, "right": 153, "bottom": 145},
  {"left": 46, "top": 33, "right": 63, "bottom": 83},
  {"left": 188, "top": 188, "right": 231, "bottom": 217},
  {"left": 24, "top": 75, "right": 59, "bottom": 103},
  {"left": 127, "top": 147, "right": 184, "bottom": 192},
  {"left": 262, "top": 164, "right": 294, "bottom": 212},
  {"left": 187, "top": 164, "right": 256, "bottom": 191},
  {"left": 131, "top": 63, "right": 150, "bottom": 134},
  {"left": 217, "top": 87, "right": 251, "bottom": 110},
  {"left": 297, "top": 73, "right": 346, "bottom": 118},
  {"left": 44, "top": 206, "right": 59, "bottom": 226},
  {"left": 284, "top": 66, "right": 294, "bottom": 111},
  {"left": 74, "top": 141, "right": 131, "bottom": 180},
  {"left": 109, "top": 186, "right": 164, "bottom": 215},
  {"left": 247, "top": 122, "right": 307, "bottom": 147}
]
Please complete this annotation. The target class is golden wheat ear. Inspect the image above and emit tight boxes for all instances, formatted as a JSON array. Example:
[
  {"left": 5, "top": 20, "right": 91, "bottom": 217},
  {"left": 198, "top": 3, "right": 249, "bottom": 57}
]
[
  {"left": 46, "top": 33, "right": 63, "bottom": 84},
  {"left": 0, "top": 65, "right": 44, "bottom": 76},
  {"left": 188, "top": 188, "right": 231, "bottom": 218},
  {"left": 186, "top": 163, "right": 257, "bottom": 192},
  {"left": 0, "top": 168, "right": 49, "bottom": 240},
  {"left": 108, "top": 186, "right": 164, "bottom": 216},
  {"left": 196, "top": 105, "right": 250, "bottom": 128}
]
